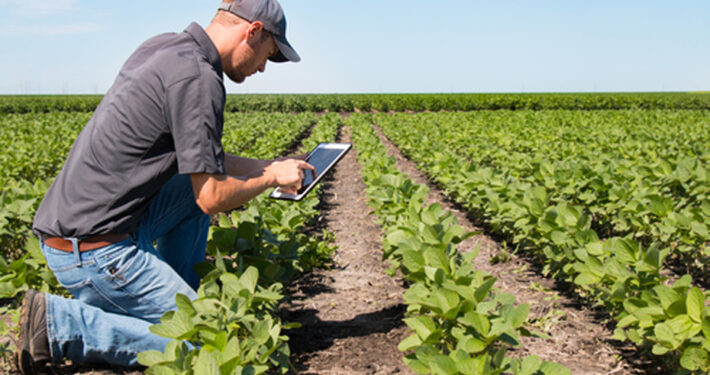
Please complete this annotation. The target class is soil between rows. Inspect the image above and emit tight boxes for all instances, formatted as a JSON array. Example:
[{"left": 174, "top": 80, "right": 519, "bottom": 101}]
[
  {"left": 281, "top": 126, "right": 413, "bottom": 374},
  {"left": 3, "top": 120, "right": 664, "bottom": 375}
]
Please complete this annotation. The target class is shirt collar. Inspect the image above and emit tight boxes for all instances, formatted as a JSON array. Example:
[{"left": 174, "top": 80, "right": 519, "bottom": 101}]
[{"left": 185, "top": 22, "right": 223, "bottom": 77}]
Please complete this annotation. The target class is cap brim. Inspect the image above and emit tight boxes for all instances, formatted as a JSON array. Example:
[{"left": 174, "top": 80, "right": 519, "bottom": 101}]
[{"left": 270, "top": 34, "right": 300, "bottom": 63}]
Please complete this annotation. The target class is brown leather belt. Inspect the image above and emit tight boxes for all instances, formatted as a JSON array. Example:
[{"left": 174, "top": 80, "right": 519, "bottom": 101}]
[{"left": 42, "top": 233, "right": 129, "bottom": 252}]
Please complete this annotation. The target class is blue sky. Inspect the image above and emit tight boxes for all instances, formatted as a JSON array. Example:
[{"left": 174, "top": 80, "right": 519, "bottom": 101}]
[{"left": 0, "top": 0, "right": 708, "bottom": 94}]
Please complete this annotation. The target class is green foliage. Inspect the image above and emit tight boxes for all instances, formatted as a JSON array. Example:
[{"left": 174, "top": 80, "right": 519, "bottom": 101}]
[
  {"left": 221, "top": 112, "right": 318, "bottom": 158},
  {"left": 137, "top": 266, "right": 292, "bottom": 375},
  {"left": 0, "top": 112, "right": 89, "bottom": 251},
  {"left": 376, "top": 110, "right": 710, "bottom": 373},
  {"left": 349, "top": 114, "right": 568, "bottom": 374},
  {"left": 4, "top": 93, "right": 709, "bottom": 114},
  {"left": 0, "top": 95, "right": 102, "bottom": 113},
  {"left": 0, "top": 237, "right": 61, "bottom": 298}
]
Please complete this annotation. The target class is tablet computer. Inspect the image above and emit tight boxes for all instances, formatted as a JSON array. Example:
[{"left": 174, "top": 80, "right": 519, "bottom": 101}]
[{"left": 269, "top": 142, "right": 352, "bottom": 201}]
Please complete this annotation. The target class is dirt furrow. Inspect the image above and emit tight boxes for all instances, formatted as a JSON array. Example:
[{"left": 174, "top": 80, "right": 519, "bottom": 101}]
[
  {"left": 372, "top": 125, "right": 653, "bottom": 375},
  {"left": 283, "top": 127, "right": 414, "bottom": 375}
]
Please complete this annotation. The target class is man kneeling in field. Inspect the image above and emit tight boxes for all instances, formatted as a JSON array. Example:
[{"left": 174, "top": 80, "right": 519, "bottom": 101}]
[{"left": 15, "top": 1, "right": 312, "bottom": 373}]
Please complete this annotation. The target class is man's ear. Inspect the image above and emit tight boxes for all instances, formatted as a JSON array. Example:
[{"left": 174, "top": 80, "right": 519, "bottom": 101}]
[{"left": 246, "top": 21, "right": 264, "bottom": 41}]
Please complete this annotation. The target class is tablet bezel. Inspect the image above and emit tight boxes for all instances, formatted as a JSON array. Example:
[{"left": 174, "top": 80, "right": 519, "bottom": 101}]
[{"left": 269, "top": 142, "right": 351, "bottom": 201}]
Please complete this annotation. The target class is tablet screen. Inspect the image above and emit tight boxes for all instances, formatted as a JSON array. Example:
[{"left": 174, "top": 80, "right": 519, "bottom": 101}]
[{"left": 299, "top": 147, "right": 344, "bottom": 193}]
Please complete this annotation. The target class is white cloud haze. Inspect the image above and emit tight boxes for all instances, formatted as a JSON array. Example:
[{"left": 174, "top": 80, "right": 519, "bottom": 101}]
[{"left": 0, "top": 0, "right": 80, "bottom": 16}]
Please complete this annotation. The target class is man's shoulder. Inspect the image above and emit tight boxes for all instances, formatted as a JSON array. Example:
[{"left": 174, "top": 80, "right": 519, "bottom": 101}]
[{"left": 131, "top": 30, "right": 220, "bottom": 88}]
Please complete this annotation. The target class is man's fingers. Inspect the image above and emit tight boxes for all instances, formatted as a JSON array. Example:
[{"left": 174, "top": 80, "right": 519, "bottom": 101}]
[{"left": 300, "top": 161, "right": 316, "bottom": 175}]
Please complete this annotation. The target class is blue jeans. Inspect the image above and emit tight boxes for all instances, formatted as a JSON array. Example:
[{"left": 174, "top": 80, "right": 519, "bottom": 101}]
[{"left": 40, "top": 174, "right": 209, "bottom": 367}]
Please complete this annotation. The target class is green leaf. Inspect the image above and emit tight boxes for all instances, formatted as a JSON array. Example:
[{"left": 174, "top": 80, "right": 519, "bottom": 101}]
[
  {"left": 145, "top": 365, "right": 178, "bottom": 375},
  {"left": 137, "top": 350, "right": 166, "bottom": 367},
  {"left": 550, "top": 231, "right": 567, "bottom": 246},
  {"left": 431, "top": 354, "right": 457, "bottom": 375},
  {"left": 512, "top": 304, "right": 530, "bottom": 328},
  {"left": 424, "top": 266, "right": 445, "bottom": 285},
  {"left": 195, "top": 349, "right": 220, "bottom": 375},
  {"left": 680, "top": 346, "right": 709, "bottom": 371},
  {"left": 398, "top": 334, "right": 423, "bottom": 352},
  {"left": 403, "top": 357, "right": 431, "bottom": 375},
  {"left": 423, "top": 247, "right": 449, "bottom": 273},
  {"left": 218, "top": 213, "right": 231, "bottom": 228},
  {"left": 239, "top": 266, "right": 259, "bottom": 294},
  {"left": 432, "top": 288, "right": 460, "bottom": 317},
  {"left": 386, "top": 229, "right": 411, "bottom": 247},
  {"left": 459, "top": 336, "right": 487, "bottom": 354},
  {"left": 521, "top": 355, "right": 542, "bottom": 375},
  {"left": 654, "top": 322, "right": 676, "bottom": 345},
  {"left": 558, "top": 205, "right": 580, "bottom": 227},
  {"left": 149, "top": 310, "right": 195, "bottom": 340},
  {"left": 539, "top": 361, "right": 572, "bottom": 375},
  {"left": 224, "top": 336, "right": 242, "bottom": 361},
  {"left": 24, "top": 237, "right": 42, "bottom": 261},
  {"left": 691, "top": 221, "right": 710, "bottom": 239},
  {"left": 453, "top": 350, "right": 481, "bottom": 375},
  {"left": 574, "top": 230, "right": 599, "bottom": 245},
  {"left": 175, "top": 293, "right": 195, "bottom": 317},
  {"left": 404, "top": 316, "right": 438, "bottom": 341},
  {"left": 652, "top": 343, "right": 671, "bottom": 356},
  {"left": 220, "top": 273, "right": 244, "bottom": 299},
  {"left": 614, "top": 238, "right": 639, "bottom": 264},
  {"left": 654, "top": 284, "right": 680, "bottom": 314},
  {"left": 647, "top": 195, "right": 673, "bottom": 217},
  {"left": 253, "top": 319, "right": 271, "bottom": 344},
  {"left": 458, "top": 312, "right": 491, "bottom": 335},
  {"left": 574, "top": 272, "right": 600, "bottom": 286},
  {"left": 402, "top": 249, "right": 426, "bottom": 272},
  {"left": 474, "top": 277, "right": 496, "bottom": 303},
  {"left": 687, "top": 287, "right": 704, "bottom": 323},
  {"left": 421, "top": 206, "right": 441, "bottom": 226}
]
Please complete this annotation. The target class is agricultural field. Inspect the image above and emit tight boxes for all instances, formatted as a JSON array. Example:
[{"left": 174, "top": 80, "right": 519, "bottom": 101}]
[{"left": 0, "top": 93, "right": 709, "bottom": 375}]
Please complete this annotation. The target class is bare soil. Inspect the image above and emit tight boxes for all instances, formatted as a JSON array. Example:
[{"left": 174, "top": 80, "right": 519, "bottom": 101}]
[{"left": 282, "top": 126, "right": 413, "bottom": 374}]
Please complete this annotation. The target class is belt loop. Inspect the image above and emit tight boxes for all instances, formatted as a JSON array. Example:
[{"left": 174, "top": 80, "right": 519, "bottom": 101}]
[{"left": 69, "top": 238, "right": 82, "bottom": 267}]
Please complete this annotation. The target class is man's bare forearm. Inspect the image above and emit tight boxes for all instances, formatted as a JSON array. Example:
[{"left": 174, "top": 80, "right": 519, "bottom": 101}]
[
  {"left": 191, "top": 171, "right": 274, "bottom": 215},
  {"left": 192, "top": 157, "right": 315, "bottom": 215}
]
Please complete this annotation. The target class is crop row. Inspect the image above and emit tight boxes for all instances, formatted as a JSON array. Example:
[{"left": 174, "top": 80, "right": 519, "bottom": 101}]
[
  {"left": 137, "top": 113, "right": 343, "bottom": 374},
  {"left": 376, "top": 111, "right": 710, "bottom": 274},
  {"left": 373, "top": 110, "right": 710, "bottom": 278},
  {"left": 2, "top": 92, "right": 710, "bottom": 114},
  {"left": 374, "top": 111, "right": 710, "bottom": 372},
  {"left": 348, "top": 113, "right": 570, "bottom": 375}
]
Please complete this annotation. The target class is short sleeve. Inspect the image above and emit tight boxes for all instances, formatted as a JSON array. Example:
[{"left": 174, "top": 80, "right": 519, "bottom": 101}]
[{"left": 165, "top": 68, "right": 226, "bottom": 175}]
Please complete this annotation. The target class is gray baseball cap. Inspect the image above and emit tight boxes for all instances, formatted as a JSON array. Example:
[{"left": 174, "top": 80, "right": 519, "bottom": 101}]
[{"left": 218, "top": 0, "right": 300, "bottom": 63}]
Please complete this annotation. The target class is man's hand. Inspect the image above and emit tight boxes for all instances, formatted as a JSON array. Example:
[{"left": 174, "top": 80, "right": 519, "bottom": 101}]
[{"left": 264, "top": 158, "right": 315, "bottom": 194}]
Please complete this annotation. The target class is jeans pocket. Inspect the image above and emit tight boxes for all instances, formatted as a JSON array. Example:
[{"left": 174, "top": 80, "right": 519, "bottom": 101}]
[
  {"left": 93, "top": 243, "right": 135, "bottom": 285},
  {"left": 42, "top": 245, "right": 81, "bottom": 273}
]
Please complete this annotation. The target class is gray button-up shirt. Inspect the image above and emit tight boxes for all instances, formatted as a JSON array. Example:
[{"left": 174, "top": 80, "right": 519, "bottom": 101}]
[{"left": 33, "top": 23, "right": 226, "bottom": 238}]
